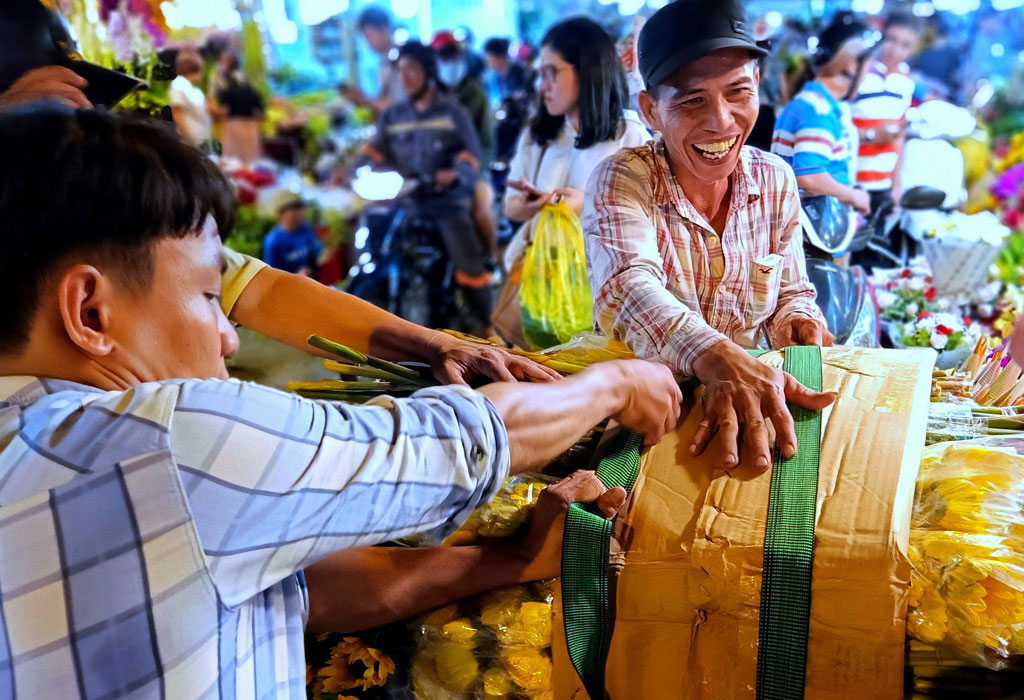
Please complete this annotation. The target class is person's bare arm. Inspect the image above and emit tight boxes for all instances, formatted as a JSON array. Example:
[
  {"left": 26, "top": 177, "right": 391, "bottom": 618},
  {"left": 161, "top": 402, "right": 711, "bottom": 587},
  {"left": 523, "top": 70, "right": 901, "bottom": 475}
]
[
  {"left": 480, "top": 359, "right": 682, "bottom": 470},
  {"left": 305, "top": 471, "right": 624, "bottom": 634},
  {"left": 796, "top": 172, "right": 870, "bottom": 215},
  {"left": 230, "top": 266, "right": 560, "bottom": 384}
]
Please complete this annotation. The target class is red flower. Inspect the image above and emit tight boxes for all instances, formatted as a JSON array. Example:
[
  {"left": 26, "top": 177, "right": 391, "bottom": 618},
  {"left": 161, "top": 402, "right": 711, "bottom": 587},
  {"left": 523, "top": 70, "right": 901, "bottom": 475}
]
[
  {"left": 936, "top": 324, "right": 953, "bottom": 335},
  {"left": 917, "top": 311, "right": 932, "bottom": 321},
  {"left": 924, "top": 287, "right": 937, "bottom": 302},
  {"left": 964, "top": 315, "right": 973, "bottom": 326},
  {"left": 924, "top": 276, "right": 933, "bottom": 284},
  {"left": 900, "top": 268, "right": 912, "bottom": 278},
  {"left": 887, "top": 280, "right": 899, "bottom": 290}
]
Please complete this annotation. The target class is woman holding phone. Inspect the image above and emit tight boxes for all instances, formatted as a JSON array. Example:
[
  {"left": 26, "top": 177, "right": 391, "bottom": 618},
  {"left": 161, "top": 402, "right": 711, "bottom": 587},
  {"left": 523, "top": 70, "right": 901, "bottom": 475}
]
[{"left": 495, "top": 17, "right": 649, "bottom": 346}]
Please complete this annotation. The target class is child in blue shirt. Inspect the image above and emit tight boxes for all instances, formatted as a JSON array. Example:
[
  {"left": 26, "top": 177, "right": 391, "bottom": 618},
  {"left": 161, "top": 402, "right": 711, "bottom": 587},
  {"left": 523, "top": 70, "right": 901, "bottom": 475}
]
[{"left": 262, "top": 194, "right": 323, "bottom": 276}]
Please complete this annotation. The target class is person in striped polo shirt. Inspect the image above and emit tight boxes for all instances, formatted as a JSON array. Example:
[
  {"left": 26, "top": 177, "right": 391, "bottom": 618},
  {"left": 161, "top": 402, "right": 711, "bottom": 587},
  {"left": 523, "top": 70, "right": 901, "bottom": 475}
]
[
  {"left": 771, "top": 13, "right": 877, "bottom": 217},
  {"left": 851, "top": 12, "right": 922, "bottom": 213}
]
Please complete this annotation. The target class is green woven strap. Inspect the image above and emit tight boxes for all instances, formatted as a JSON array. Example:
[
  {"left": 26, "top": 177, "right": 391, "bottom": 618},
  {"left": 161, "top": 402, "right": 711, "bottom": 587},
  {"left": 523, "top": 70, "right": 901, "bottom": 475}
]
[
  {"left": 560, "top": 349, "right": 810, "bottom": 700},
  {"left": 561, "top": 429, "right": 643, "bottom": 700},
  {"left": 756, "top": 345, "right": 823, "bottom": 700}
]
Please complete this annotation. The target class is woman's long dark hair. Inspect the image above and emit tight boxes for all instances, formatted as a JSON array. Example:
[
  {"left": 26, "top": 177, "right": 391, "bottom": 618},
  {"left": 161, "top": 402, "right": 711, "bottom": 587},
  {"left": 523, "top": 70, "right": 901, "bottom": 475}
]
[{"left": 529, "top": 17, "right": 629, "bottom": 150}]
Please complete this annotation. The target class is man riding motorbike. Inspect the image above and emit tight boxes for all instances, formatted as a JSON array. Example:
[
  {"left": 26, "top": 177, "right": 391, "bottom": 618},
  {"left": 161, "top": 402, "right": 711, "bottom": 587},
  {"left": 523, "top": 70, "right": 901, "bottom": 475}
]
[{"left": 359, "top": 41, "right": 494, "bottom": 335}]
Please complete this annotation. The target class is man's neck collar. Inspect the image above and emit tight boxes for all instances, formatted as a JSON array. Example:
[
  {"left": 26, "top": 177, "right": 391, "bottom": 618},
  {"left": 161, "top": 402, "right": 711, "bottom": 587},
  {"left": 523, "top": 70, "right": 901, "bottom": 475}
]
[
  {"left": 655, "top": 137, "right": 760, "bottom": 214},
  {"left": 413, "top": 87, "right": 436, "bottom": 112}
]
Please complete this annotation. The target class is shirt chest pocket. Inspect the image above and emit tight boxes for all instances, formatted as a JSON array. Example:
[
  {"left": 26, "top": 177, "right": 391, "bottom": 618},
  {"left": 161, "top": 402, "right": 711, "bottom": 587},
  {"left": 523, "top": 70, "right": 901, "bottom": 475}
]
[{"left": 744, "top": 254, "right": 783, "bottom": 326}]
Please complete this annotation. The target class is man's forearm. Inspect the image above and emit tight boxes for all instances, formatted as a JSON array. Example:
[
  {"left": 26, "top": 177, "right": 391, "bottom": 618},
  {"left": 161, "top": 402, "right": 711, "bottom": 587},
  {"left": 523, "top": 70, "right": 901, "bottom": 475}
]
[
  {"left": 796, "top": 172, "right": 858, "bottom": 204},
  {"left": 305, "top": 542, "right": 529, "bottom": 635},
  {"left": 478, "top": 366, "right": 621, "bottom": 471},
  {"left": 232, "top": 266, "right": 458, "bottom": 363}
]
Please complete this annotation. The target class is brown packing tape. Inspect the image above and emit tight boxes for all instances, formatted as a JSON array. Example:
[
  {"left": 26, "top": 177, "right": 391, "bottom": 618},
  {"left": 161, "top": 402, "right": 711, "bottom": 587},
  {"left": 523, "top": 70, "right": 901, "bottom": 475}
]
[{"left": 553, "top": 348, "right": 935, "bottom": 700}]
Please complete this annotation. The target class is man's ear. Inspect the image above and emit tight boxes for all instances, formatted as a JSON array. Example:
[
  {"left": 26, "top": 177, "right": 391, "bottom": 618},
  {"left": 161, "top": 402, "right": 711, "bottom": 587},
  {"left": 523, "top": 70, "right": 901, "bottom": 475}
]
[
  {"left": 638, "top": 89, "right": 660, "bottom": 133},
  {"left": 56, "top": 265, "right": 117, "bottom": 357}
]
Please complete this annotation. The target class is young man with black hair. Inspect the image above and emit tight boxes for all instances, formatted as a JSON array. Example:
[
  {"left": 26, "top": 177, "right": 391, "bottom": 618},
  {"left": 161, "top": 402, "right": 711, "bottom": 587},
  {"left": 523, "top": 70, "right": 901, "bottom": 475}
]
[
  {"left": 340, "top": 5, "right": 404, "bottom": 115},
  {"left": 360, "top": 42, "right": 496, "bottom": 335},
  {"left": 0, "top": 105, "right": 682, "bottom": 697},
  {"left": 584, "top": 0, "right": 836, "bottom": 476},
  {"left": 0, "top": 0, "right": 554, "bottom": 389}
]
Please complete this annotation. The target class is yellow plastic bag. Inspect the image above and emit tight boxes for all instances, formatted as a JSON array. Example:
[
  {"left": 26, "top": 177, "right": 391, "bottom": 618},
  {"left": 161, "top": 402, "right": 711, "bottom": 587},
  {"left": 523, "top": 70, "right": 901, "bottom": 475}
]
[{"left": 520, "top": 201, "right": 592, "bottom": 350}]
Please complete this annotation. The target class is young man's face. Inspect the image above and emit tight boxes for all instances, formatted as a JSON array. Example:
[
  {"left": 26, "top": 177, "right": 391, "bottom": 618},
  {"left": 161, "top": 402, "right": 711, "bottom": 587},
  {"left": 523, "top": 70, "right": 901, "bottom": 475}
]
[
  {"left": 362, "top": 26, "right": 392, "bottom": 54},
  {"left": 640, "top": 49, "right": 759, "bottom": 186},
  {"left": 279, "top": 206, "right": 305, "bottom": 231},
  {"left": 486, "top": 53, "right": 507, "bottom": 74},
  {"left": 108, "top": 220, "right": 238, "bottom": 382},
  {"left": 398, "top": 57, "right": 428, "bottom": 97},
  {"left": 880, "top": 25, "right": 918, "bottom": 69}
]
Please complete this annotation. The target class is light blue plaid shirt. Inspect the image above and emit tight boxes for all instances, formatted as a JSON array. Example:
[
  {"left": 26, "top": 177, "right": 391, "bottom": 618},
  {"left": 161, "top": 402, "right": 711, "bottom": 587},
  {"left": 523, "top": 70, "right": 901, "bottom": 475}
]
[{"left": 0, "top": 376, "right": 509, "bottom": 699}]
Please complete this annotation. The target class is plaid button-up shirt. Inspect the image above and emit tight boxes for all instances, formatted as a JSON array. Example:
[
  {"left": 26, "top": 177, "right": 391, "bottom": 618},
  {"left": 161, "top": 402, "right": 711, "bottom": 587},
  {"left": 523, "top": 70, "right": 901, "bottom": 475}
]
[
  {"left": 583, "top": 138, "right": 823, "bottom": 376},
  {"left": 0, "top": 376, "right": 507, "bottom": 699}
]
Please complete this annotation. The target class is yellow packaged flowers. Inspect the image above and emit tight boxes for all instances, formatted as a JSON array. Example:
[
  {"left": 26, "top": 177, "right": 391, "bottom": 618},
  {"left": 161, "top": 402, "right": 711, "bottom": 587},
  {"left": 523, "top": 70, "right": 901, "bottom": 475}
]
[{"left": 907, "top": 437, "right": 1024, "bottom": 668}]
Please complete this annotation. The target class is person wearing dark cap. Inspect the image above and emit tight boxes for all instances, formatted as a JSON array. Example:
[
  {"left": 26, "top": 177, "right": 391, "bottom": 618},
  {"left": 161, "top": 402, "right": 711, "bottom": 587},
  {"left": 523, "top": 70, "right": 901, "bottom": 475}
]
[
  {"left": 771, "top": 12, "right": 878, "bottom": 216},
  {"left": 584, "top": 0, "right": 835, "bottom": 474},
  {"left": 359, "top": 41, "right": 495, "bottom": 335}
]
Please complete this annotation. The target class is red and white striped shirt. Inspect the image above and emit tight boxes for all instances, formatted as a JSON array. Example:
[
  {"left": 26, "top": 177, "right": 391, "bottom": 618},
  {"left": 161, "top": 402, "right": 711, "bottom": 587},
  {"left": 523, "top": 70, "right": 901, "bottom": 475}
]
[
  {"left": 852, "top": 62, "right": 915, "bottom": 191},
  {"left": 583, "top": 138, "right": 824, "bottom": 375}
]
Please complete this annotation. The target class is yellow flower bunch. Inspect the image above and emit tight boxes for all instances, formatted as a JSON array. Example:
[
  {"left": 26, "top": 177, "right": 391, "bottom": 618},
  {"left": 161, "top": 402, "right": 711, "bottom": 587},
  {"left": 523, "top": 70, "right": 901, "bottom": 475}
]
[
  {"left": 907, "top": 440, "right": 1024, "bottom": 667},
  {"left": 445, "top": 474, "right": 556, "bottom": 545}
]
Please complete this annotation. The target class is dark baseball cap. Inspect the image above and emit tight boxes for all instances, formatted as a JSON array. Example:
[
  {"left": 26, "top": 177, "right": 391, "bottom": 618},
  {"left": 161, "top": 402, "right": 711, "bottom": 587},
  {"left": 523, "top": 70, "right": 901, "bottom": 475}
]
[{"left": 638, "top": 0, "right": 768, "bottom": 89}]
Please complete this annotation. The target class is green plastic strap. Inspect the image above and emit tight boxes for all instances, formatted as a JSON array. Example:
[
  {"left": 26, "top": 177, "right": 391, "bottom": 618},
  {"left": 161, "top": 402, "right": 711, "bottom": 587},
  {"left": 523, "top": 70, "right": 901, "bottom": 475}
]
[
  {"left": 561, "top": 429, "right": 643, "bottom": 700},
  {"left": 756, "top": 345, "right": 823, "bottom": 700},
  {"left": 560, "top": 348, "right": 800, "bottom": 700}
]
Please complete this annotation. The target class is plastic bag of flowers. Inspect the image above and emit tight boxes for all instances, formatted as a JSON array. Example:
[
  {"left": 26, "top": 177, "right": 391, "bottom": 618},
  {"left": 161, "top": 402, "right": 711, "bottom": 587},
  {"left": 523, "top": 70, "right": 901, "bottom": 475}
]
[
  {"left": 409, "top": 582, "right": 556, "bottom": 700},
  {"left": 907, "top": 437, "right": 1024, "bottom": 668}
]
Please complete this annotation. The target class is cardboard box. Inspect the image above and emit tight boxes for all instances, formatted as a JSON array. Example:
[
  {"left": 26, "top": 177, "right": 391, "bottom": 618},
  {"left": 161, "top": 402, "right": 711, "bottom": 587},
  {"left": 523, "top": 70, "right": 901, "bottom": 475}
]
[{"left": 554, "top": 347, "right": 935, "bottom": 699}]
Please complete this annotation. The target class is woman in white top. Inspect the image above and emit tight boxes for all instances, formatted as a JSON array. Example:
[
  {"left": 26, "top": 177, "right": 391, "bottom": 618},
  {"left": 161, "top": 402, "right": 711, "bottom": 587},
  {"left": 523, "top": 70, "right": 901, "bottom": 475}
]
[
  {"left": 503, "top": 17, "right": 651, "bottom": 270},
  {"left": 169, "top": 48, "right": 213, "bottom": 150}
]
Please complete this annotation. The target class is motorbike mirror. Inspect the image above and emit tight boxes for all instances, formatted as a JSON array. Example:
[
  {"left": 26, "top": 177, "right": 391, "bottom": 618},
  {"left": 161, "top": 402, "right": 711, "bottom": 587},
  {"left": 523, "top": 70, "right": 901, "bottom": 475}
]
[
  {"left": 352, "top": 165, "right": 406, "bottom": 201},
  {"left": 900, "top": 186, "right": 947, "bottom": 211}
]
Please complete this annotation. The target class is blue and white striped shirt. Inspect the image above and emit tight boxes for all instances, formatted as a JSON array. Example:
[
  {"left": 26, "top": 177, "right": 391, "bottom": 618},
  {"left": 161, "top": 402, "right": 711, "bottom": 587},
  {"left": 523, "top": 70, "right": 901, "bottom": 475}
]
[
  {"left": 771, "top": 80, "right": 858, "bottom": 186},
  {"left": 0, "top": 376, "right": 509, "bottom": 699}
]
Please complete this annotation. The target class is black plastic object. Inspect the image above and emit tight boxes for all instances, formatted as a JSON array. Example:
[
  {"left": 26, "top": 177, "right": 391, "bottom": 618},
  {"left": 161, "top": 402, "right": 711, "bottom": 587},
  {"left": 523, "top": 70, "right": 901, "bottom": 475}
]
[
  {"left": 0, "top": 0, "right": 144, "bottom": 106},
  {"left": 900, "top": 185, "right": 947, "bottom": 211},
  {"left": 806, "top": 258, "right": 866, "bottom": 344}
]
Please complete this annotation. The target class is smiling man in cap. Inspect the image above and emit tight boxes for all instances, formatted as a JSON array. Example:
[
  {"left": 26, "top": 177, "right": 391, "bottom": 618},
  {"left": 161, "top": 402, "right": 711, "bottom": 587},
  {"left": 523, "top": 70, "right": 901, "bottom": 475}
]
[{"left": 583, "top": 0, "right": 835, "bottom": 472}]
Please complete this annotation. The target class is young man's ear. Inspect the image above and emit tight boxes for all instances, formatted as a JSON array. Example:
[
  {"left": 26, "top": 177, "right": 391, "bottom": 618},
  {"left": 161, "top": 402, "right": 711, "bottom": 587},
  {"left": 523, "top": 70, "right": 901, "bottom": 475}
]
[{"left": 56, "top": 265, "right": 117, "bottom": 357}]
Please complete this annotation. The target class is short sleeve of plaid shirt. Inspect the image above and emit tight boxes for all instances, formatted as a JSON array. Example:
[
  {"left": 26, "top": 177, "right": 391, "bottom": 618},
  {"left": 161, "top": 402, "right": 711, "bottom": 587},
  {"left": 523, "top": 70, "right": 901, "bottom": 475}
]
[{"left": 584, "top": 142, "right": 823, "bottom": 375}]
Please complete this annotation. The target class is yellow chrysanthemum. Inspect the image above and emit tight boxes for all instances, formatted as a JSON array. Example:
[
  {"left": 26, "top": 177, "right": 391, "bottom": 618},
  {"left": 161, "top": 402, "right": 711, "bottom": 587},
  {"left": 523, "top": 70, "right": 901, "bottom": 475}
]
[{"left": 501, "top": 647, "right": 552, "bottom": 693}]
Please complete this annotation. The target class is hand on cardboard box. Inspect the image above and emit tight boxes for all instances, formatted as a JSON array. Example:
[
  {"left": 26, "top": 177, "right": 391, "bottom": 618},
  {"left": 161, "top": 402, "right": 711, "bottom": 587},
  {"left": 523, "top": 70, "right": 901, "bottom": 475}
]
[
  {"left": 691, "top": 341, "right": 836, "bottom": 471},
  {"left": 776, "top": 317, "right": 835, "bottom": 348},
  {"left": 516, "top": 470, "right": 627, "bottom": 581}
]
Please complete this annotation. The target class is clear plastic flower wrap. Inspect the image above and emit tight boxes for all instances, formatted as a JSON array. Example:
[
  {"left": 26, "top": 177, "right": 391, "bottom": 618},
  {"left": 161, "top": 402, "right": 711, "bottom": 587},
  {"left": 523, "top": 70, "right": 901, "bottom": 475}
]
[
  {"left": 444, "top": 473, "right": 558, "bottom": 546},
  {"left": 907, "top": 437, "right": 1024, "bottom": 668},
  {"left": 409, "top": 581, "right": 556, "bottom": 700}
]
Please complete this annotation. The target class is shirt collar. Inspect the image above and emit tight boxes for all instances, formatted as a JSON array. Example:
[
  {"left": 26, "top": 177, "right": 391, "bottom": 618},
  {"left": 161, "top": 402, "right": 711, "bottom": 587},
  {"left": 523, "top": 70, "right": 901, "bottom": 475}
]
[
  {"left": 0, "top": 376, "right": 104, "bottom": 403},
  {"left": 652, "top": 135, "right": 762, "bottom": 215}
]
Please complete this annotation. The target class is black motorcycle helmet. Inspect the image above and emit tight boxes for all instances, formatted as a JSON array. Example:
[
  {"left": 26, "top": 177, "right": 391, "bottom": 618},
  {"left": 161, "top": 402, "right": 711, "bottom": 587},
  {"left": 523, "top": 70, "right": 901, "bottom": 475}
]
[{"left": 810, "top": 11, "right": 880, "bottom": 99}]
